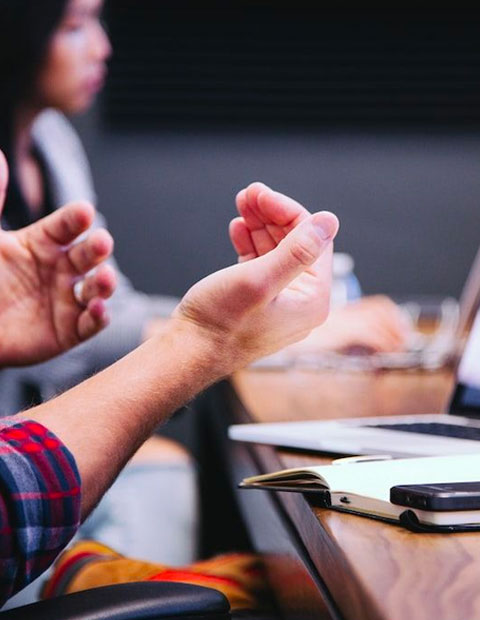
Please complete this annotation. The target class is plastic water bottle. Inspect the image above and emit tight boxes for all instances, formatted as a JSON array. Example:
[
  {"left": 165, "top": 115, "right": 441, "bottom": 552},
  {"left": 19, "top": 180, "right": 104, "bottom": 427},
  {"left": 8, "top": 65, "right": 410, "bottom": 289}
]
[{"left": 331, "top": 252, "right": 362, "bottom": 307}]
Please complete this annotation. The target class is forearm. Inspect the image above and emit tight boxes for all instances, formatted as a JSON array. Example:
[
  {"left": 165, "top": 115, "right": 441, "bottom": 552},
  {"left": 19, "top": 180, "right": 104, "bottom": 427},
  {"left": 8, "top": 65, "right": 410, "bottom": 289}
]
[
  {"left": 27, "top": 319, "right": 223, "bottom": 518},
  {"left": 22, "top": 206, "right": 338, "bottom": 521}
]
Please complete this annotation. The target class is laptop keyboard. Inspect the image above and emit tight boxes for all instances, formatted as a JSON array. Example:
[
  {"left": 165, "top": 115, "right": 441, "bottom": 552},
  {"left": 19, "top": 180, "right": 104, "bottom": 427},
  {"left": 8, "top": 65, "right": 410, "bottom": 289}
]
[{"left": 368, "top": 422, "right": 480, "bottom": 441}]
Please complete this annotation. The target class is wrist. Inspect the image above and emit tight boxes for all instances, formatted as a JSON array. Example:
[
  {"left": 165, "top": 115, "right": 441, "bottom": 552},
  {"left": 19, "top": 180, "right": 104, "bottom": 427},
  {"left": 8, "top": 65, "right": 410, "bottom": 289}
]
[
  {"left": 142, "top": 316, "right": 169, "bottom": 341},
  {"left": 151, "top": 316, "right": 235, "bottom": 386}
]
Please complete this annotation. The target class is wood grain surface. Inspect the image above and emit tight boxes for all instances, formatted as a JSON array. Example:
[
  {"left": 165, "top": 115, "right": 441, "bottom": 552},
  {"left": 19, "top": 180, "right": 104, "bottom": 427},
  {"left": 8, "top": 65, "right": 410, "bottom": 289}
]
[
  {"left": 234, "top": 366, "right": 454, "bottom": 422},
  {"left": 232, "top": 365, "right": 480, "bottom": 620}
]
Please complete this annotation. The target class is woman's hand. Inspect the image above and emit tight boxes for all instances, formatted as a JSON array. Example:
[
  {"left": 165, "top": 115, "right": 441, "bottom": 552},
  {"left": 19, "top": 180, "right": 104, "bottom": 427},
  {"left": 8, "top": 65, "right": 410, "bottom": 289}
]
[{"left": 290, "top": 295, "right": 412, "bottom": 355}]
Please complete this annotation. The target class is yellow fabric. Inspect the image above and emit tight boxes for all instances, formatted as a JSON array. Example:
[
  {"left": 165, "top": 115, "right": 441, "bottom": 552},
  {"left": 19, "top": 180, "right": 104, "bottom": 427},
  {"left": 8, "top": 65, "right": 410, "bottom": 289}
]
[{"left": 43, "top": 540, "right": 268, "bottom": 610}]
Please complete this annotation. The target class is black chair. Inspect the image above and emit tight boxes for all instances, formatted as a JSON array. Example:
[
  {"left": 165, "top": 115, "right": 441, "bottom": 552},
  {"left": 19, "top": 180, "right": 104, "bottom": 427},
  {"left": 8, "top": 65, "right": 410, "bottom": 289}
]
[{"left": 0, "top": 581, "right": 231, "bottom": 620}]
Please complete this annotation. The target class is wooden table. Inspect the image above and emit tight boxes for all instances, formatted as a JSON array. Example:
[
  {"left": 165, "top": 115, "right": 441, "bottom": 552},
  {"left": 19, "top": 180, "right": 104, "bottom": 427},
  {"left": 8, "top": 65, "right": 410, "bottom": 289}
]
[{"left": 225, "top": 365, "right": 480, "bottom": 620}]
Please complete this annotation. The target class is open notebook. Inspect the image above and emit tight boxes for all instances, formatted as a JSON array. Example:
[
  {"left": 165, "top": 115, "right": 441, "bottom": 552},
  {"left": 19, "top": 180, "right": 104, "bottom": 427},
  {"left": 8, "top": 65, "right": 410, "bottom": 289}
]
[{"left": 240, "top": 454, "right": 480, "bottom": 530}]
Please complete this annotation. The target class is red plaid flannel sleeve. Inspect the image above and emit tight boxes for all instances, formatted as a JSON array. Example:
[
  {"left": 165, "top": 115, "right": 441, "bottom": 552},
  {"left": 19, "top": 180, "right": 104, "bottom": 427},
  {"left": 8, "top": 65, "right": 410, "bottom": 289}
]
[{"left": 0, "top": 418, "right": 81, "bottom": 605}]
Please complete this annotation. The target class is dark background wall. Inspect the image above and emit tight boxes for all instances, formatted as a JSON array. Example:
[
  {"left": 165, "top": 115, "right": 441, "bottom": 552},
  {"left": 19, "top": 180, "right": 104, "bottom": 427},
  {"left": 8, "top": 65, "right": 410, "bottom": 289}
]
[{"left": 74, "top": 6, "right": 480, "bottom": 300}]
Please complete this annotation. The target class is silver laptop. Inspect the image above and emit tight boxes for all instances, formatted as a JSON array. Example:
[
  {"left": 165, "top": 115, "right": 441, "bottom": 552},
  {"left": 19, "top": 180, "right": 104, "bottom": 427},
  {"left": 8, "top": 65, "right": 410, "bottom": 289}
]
[{"left": 229, "top": 248, "right": 480, "bottom": 458}]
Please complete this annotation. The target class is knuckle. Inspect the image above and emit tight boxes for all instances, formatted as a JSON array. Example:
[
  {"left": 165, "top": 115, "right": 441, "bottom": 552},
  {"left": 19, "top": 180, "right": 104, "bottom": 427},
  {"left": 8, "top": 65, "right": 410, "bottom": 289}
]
[
  {"left": 246, "top": 181, "right": 268, "bottom": 202},
  {"left": 288, "top": 237, "right": 318, "bottom": 266},
  {"left": 247, "top": 181, "right": 266, "bottom": 193},
  {"left": 58, "top": 212, "right": 74, "bottom": 238},
  {"left": 68, "top": 201, "right": 94, "bottom": 230}
]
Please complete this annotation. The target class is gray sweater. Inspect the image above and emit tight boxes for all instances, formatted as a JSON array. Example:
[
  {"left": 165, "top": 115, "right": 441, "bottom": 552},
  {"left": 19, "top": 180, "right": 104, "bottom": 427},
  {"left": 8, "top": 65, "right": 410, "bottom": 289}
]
[{"left": 0, "top": 109, "right": 179, "bottom": 414}]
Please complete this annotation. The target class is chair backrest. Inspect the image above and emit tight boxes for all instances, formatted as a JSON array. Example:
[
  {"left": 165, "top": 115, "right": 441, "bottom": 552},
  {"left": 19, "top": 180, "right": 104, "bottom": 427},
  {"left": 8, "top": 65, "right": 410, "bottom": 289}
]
[{"left": 0, "top": 581, "right": 231, "bottom": 620}]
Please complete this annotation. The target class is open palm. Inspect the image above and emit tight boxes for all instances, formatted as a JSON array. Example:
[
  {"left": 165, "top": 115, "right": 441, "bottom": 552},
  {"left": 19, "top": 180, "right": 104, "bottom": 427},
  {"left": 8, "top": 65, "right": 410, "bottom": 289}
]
[{"left": 0, "top": 151, "right": 116, "bottom": 366}]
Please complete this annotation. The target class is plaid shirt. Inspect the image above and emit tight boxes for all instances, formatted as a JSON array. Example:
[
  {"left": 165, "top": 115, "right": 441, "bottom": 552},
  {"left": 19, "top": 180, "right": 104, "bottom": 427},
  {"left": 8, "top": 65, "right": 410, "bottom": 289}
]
[{"left": 0, "top": 418, "right": 81, "bottom": 605}]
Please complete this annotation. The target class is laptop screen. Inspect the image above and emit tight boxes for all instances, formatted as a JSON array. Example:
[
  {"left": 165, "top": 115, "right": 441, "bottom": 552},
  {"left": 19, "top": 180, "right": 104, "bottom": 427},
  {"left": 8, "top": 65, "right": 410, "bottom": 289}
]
[{"left": 450, "top": 308, "right": 480, "bottom": 416}]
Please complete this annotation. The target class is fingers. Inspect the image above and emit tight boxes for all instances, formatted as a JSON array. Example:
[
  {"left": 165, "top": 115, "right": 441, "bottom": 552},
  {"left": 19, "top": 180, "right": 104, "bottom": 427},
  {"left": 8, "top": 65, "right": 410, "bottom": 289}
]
[
  {"left": 229, "top": 217, "right": 257, "bottom": 262},
  {"left": 75, "top": 264, "right": 117, "bottom": 344},
  {"left": 68, "top": 228, "right": 114, "bottom": 275},
  {"left": 77, "top": 264, "right": 117, "bottom": 305},
  {"left": 236, "top": 183, "right": 267, "bottom": 229},
  {"left": 325, "top": 296, "right": 411, "bottom": 353},
  {"left": 256, "top": 187, "right": 310, "bottom": 228},
  {"left": 37, "top": 201, "right": 96, "bottom": 245},
  {"left": 77, "top": 298, "right": 110, "bottom": 342},
  {"left": 351, "top": 296, "right": 412, "bottom": 350},
  {"left": 0, "top": 150, "right": 8, "bottom": 218},
  {"left": 246, "top": 211, "right": 339, "bottom": 301},
  {"left": 237, "top": 182, "right": 309, "bottom": 228},
  {"left": 236, "top": 183, "right": 312, "bottom": 258},
  {"left": 360, "top": 323, "right": 404, "bottom": 353},
  {"left": 240, "top": 184, "right": 278, "bottom": 255}
]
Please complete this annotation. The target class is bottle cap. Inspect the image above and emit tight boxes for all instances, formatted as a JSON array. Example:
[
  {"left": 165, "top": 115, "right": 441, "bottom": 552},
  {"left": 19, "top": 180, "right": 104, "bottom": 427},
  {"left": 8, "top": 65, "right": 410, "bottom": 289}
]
[{"left": 333, "top": 252, "right": 354, "bottom": 278}]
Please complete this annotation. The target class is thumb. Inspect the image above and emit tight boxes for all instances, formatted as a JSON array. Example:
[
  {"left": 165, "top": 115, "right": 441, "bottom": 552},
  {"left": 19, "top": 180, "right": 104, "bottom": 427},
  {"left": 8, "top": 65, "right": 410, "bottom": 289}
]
[
  {"left": 250, "top": 211, "right": 339, "bottom": 300},
  {"left": 0, "top": 150, "right": 8, "bottom": 219}
]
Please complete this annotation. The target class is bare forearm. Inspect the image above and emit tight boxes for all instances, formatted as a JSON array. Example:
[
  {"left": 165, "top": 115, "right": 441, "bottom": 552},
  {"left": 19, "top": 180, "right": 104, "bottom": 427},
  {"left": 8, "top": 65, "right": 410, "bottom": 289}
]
[
  {"left": 23, "top": 206, "right": 338, "bottom": 521},
  {"left": 27, "top": 319, "right": 223, "bottom": 518}
]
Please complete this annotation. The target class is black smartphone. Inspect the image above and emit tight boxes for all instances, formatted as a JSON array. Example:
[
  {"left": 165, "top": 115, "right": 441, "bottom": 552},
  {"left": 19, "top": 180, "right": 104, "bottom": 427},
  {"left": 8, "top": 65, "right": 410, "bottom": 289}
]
[{"left": 390, "top": 481, "right": 480, "bottom": 511}]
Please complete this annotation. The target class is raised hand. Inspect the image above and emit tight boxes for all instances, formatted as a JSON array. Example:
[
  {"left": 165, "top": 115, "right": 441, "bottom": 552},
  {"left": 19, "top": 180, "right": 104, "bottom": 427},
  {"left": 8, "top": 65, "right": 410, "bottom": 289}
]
[
  {"left": 26, "top": 192, "right": 337, "bottom": 520},
  {"left": 230, "top": 183, "right": 411, "bottom": 356},
  {"left": 175, "top": 206, "right": 339, "bottom": 372},
  {"left": 0, "top": 150, "right": 116, "bottom": 366}
]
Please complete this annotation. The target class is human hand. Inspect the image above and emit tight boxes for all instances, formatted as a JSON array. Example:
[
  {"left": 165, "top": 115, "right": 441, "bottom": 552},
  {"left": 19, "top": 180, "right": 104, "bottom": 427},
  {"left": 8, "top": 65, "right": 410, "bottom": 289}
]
[
  {"left": 230, "top": 182, "right": 310, "bottom": 262},
  {"left": 173, "top": 188, "right": 339, "bottom": 373},
  {"left": 290, "top": 295, "right": 413, "bottom": 355},
  {"left": 0, "top": 150, "right": 116, "bottom": 366},
  {"left": 229, "top": 185, "right": 410, "bottom": 356}
]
